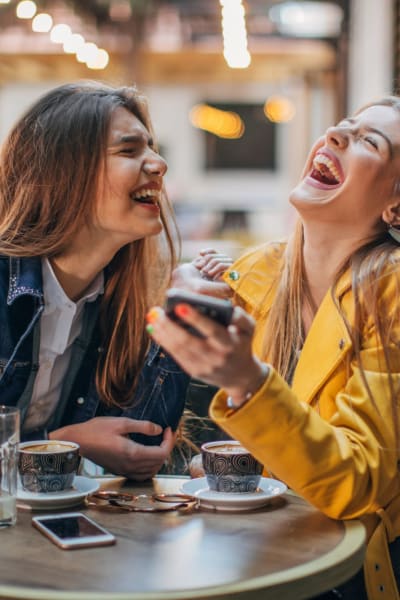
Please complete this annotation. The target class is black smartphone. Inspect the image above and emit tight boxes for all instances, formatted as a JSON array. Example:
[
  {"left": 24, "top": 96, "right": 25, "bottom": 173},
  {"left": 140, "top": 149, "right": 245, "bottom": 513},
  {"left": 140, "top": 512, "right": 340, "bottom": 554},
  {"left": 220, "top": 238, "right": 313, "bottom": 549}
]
[
  {"left": 32, "top": 512, "right": 116, "bottom": 550},
  {"left": 165, "top": 288, "right": 233, "bottom": 337}
]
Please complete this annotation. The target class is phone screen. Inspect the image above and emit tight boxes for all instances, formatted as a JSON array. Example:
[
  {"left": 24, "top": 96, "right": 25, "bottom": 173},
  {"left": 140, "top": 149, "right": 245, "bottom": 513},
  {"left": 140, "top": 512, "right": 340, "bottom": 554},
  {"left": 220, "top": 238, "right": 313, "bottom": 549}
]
[
  {"left": 41, "top": 515, "right": 106, "bottom": 539},
  {"left": 32, "top": 512, "right": 116, "bottom": 549}
]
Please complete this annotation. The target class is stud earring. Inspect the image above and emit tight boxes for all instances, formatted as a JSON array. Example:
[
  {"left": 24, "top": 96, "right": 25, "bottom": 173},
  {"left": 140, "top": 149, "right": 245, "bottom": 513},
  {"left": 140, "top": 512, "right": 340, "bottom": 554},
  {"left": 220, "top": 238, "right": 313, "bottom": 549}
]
[{"left": 388, "top": 225, "right": 400, "bottom": 243}]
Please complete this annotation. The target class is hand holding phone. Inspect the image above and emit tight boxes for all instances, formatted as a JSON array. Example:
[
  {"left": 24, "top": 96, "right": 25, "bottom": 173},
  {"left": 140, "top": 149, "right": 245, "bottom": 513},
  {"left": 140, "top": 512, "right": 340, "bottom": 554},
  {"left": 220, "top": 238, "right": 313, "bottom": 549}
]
[
  {"left": 32, "top": 512, "right": 116, "bottom": 550},
  {"left": 165, "top": 288, "right": 233, "bottom": 337}
]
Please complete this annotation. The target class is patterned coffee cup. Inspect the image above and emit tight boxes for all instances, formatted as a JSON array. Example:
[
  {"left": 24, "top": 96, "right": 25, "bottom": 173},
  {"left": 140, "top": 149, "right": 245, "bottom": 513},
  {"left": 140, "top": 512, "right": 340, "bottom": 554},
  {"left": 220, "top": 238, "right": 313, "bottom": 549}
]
[
  {"left": 18, "top": 440, "right": 80, "bottom": 493},
  {"left": 201, "top": 440, "right": 263, "bottom": 493}
]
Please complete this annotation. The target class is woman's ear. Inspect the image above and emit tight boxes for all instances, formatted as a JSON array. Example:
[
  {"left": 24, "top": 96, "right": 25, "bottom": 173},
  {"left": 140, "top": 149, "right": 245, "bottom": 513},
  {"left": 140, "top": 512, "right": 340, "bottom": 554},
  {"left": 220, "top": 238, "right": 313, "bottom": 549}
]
[{"left": 382, "top": 202, "right": 400, "bottom": 226}]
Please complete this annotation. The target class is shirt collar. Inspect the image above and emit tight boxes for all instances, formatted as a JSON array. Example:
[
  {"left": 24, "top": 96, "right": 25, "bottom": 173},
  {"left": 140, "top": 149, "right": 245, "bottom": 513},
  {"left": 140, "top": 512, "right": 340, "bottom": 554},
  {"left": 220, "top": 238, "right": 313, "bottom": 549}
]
[{"left": 42, "top": 258, "right": 104, "bottom": 311}]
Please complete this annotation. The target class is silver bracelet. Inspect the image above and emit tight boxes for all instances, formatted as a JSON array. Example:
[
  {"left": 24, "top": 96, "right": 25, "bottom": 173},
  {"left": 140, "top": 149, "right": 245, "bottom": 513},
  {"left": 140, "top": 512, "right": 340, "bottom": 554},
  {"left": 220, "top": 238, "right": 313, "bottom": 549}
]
[
  {"left": 226, "top": 363, "right": 270, "bottom": 410},
  {"left": 226, "top": 392, "right": 252, "bottom": 410}
]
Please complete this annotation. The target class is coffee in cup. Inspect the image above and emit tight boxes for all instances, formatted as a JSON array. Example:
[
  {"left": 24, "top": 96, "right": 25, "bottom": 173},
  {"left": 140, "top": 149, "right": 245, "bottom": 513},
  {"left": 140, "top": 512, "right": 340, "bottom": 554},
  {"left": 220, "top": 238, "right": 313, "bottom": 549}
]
[
  {"left": 18, "top": 440, "right": 80, "bottom": 493},
  {"left": 201, "top": 440, "right": 263, "bottom": 493}
]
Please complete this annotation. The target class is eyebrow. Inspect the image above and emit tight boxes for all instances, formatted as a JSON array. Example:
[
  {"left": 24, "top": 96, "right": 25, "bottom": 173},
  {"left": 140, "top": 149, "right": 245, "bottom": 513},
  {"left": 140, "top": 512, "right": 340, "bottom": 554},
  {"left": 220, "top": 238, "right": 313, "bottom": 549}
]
[
  {"left": 112, "top": 133, "right": 154, "bottom": 146},
  {"left": 342, "top": 118, "right": 394, "bottom": 158}
]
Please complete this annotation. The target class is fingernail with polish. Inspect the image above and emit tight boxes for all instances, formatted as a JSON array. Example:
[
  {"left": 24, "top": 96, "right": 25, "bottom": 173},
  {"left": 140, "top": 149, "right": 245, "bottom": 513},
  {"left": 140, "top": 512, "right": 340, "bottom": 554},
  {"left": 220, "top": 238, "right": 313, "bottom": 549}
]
[
  {"left": 175, "top": 304, "right": 190, "bottom": 318},
  {"left": 146, "top": 308, "right": 161, "bottom": 324},
  {"left": 146, "top": 324, "right": 154, "bottom": 334}
]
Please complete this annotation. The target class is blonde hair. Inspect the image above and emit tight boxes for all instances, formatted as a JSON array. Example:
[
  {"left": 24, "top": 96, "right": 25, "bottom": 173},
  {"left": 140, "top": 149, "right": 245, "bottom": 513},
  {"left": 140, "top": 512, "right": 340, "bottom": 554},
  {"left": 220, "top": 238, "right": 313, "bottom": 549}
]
[
  {"left": 263, "top": 97, "right": 400, "bottom": 439},
  {"left": 0, "top": 81, "right": 179, "bottom": 406}
]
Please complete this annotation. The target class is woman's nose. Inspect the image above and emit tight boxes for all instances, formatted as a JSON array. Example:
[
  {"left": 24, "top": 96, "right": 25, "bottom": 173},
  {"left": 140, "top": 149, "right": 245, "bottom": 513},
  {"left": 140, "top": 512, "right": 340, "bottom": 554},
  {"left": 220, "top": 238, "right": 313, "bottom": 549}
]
[
  {"left": 325, "top": 126, "right": 349, "bottom": 149},
  {"left": 143, "top": 152, "right": 167, "bottom": 177}
]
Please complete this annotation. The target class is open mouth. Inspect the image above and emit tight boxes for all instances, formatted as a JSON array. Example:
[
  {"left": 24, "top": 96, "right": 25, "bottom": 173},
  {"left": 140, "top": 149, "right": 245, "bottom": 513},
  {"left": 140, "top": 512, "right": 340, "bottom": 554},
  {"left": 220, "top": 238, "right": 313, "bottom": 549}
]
[
  {"left": 309, "top": 153, "right": 343, "bottom": 187},
  {"left": 130, "top": 188, "right": 161, "bottom": 206}
]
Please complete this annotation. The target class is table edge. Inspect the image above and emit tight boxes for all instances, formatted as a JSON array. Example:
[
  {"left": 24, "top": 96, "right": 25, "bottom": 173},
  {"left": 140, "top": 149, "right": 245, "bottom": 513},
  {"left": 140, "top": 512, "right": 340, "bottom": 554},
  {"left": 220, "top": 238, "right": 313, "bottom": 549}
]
[{"left": 0, "top": 520, "right": 366, "bottom": 600}]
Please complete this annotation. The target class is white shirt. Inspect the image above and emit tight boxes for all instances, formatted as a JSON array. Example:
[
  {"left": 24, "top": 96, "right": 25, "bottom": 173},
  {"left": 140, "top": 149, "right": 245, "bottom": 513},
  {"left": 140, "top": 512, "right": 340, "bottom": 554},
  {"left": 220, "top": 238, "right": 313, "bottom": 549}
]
[{"left": 23, "top": 258, "right": 104, "bottom": 433}]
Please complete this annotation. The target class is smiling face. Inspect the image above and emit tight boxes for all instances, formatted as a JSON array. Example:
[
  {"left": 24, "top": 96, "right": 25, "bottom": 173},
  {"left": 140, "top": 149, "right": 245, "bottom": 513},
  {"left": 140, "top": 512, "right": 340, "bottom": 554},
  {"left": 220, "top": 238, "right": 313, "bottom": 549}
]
[
  {"left": 92, "top": 106, "right": 167, "bottom": 248},
  {"left": 290, "top": 105, "right": 400, "bottom": 236}
]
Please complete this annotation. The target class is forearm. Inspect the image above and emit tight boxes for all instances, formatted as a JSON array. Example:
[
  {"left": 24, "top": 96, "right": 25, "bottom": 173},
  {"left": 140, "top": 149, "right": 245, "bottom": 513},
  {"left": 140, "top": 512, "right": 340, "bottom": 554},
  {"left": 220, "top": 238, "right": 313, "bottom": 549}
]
[{"left": 211, "top": 367, "right": 398, "bottom": 520}]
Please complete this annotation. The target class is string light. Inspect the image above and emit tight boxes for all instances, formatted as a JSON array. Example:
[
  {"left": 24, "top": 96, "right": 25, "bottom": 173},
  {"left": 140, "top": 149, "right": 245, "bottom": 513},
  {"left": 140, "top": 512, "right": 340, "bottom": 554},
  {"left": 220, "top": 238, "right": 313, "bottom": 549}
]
[
  {"left": 86, "top": 48, "right": 109, "bottom": 70},
  {"left": 190, "top": 104, "right": 245, "bottom": 139},
  {"left": 264, "top": 96, "right": 296, "bottom": 123},
  {"left": 219, "top": 0, "right": 251, "bottom": 69},
  {"left": 50, "top": 24, "right": 72, "bottom": 44},
  {"left": 14, "top": 2, "right": 110, "bottom": 70},
  {"left": 63, "top": 33, "right": 85, "bottom": 54},
  {"left": 16, "top": 0, "right": 36, "bottom": 19},
  {"left": 76, "top": 42, "right": 98, "bottom": 64},
  {"left": 32, "top": 13, "right": 53, "bottom": 33}
]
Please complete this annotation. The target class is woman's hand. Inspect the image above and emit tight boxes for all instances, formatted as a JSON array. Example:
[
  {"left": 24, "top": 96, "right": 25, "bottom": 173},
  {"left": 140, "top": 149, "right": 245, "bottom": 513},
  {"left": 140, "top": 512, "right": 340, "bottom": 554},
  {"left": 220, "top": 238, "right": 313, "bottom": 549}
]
[
  {"left": 171, "top": 249, "right": 234, "bottom": 299},
  {"left": 50, "top": 418, "right": 176, "bottom": 480},
  {"left": 147, "top": 304, "right": 267, "bottom": 405},
  {"left": 192, "top": 248, "right": 234, "bottom": 281}
]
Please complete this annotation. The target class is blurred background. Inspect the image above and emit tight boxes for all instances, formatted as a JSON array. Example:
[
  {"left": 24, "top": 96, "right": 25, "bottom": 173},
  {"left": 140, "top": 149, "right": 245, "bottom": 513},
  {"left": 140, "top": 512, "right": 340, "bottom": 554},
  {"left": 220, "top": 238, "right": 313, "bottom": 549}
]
[{"left": 0, "top": 0, "right": 397, "bottom": 259}]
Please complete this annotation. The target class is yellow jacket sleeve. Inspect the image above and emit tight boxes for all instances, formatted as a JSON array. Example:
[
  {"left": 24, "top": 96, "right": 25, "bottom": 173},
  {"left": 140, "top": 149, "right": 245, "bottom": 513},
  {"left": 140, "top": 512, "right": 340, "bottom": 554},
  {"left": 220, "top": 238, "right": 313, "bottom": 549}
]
[{"left": 210, "top": 360, "right": 400, "bottom": 521}]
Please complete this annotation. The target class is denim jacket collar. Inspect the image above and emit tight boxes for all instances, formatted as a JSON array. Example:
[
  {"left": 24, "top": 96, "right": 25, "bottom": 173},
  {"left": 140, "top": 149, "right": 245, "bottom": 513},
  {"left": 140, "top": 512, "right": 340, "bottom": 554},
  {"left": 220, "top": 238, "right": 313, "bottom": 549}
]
[{"left": 7, "top": 257, "right": 44, "bottom": 305}]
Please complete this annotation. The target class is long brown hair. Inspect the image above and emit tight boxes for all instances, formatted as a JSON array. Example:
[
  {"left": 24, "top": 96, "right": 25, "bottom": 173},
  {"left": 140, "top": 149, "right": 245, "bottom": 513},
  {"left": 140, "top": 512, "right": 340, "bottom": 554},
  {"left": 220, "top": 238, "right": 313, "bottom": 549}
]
[
  {"left": 0, "top": 81, "right": 179, "bottom": 406},
  {"left": 263, "top": 97, "right": 400, "bottom": 438}
]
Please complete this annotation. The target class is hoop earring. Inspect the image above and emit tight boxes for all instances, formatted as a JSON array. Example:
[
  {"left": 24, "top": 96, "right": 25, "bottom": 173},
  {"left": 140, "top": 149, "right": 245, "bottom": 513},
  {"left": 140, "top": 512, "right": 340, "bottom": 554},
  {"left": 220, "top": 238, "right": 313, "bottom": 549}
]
[{"left": 388, "top": 225, "right": 400, "bottom": 243}]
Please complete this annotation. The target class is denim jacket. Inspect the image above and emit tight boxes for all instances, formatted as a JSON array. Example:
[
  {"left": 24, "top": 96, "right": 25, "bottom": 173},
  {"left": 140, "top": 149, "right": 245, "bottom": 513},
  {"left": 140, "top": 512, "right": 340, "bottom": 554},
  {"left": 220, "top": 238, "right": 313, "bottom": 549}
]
[{"left": 0, "top": 256, "right": 190, "bottom": 445}]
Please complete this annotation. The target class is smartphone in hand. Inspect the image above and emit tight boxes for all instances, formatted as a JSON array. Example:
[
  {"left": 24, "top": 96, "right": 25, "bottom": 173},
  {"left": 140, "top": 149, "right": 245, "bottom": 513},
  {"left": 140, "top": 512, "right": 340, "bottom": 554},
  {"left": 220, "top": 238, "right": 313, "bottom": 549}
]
[
  {"left": 32, "top": 512, "right": 116, "bottom": 550},
  {"left": 165, "top": 288, "right": 233, "bottom": 337}
]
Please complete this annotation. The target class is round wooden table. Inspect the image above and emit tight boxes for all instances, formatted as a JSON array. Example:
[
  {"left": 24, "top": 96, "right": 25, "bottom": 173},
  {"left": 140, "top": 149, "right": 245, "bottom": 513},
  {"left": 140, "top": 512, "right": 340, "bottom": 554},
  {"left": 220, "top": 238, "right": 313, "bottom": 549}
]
[{"left": 0, "top": 476, "right": 366, "bottom": 600}]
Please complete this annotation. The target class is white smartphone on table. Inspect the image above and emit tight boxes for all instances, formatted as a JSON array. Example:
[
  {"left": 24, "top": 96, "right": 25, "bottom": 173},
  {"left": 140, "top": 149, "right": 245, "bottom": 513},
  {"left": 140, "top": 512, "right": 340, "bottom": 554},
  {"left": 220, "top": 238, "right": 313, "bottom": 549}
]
[{"left": 32, "top": 512, "right": 116, "bottom": 550}]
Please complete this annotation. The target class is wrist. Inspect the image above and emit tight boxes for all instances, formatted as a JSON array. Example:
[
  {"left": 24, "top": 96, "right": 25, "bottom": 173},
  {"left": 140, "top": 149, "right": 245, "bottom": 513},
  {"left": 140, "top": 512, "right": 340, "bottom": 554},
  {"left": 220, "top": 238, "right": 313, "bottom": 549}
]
[{"left": 226, "top": 362, "right": 270, "bottom": 410}]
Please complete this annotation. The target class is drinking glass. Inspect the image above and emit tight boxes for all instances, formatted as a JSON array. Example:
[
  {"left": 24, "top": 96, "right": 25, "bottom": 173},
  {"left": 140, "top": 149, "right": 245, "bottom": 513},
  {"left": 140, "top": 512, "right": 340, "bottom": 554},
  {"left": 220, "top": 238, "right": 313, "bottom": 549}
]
[{"left": 0, "top": 406, "right": 20, "bottom": 527}]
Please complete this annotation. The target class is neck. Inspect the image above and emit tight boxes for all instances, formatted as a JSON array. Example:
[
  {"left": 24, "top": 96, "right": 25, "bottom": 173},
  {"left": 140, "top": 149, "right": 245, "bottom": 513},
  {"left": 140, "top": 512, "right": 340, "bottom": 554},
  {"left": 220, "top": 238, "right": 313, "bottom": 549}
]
[
  {"left": 50, "top": 234, "right": 120, "bottom": 301},
  {"left": 301, "top": 221, "right": 374, "bottom": 307}
]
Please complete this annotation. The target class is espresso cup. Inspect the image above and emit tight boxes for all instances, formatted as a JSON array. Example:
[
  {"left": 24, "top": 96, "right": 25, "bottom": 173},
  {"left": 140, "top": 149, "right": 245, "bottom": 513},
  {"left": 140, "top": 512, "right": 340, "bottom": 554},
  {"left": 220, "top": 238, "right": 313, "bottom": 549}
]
[
  {"left": 18, "top": 440, "right": 80, "bottom": 493},
  {"left": 201, "top": 440, "right": 263, "bottom": 493}
]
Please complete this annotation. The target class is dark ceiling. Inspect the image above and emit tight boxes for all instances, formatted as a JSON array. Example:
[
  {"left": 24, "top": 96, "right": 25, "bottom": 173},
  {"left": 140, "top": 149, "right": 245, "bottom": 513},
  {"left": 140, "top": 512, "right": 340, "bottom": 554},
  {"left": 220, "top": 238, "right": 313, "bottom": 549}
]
[
  {"left": 0, "top": 0, "right": 350, "bottom": 60},
  {"left": 8, "top": 0, "right": 349, "bottom": 41}
]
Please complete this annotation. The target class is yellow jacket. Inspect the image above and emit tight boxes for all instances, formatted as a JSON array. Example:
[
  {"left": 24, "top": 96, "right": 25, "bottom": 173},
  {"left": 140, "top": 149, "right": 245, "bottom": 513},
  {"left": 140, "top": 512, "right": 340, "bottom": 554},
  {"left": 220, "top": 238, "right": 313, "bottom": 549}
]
[{"left": 210, "top": 242, "right": 400, "bottom": 600}]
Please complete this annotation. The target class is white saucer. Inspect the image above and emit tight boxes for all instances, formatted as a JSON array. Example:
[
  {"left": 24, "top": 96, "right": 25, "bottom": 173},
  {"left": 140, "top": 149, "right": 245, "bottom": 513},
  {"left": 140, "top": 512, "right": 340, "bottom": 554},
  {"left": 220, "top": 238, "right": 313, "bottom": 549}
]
[
  {"left": 17, "top": 476, "right": 99, "bottom": 511},
  {"left": 181, "top": 477, "right": 287, "bottom": 512}
]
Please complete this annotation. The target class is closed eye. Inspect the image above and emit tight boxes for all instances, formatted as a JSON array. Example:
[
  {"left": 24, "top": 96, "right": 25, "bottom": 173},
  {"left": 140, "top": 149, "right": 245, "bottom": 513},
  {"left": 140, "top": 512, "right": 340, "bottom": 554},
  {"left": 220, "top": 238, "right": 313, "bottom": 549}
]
[
  {"left": 119, "top": 146, "right": 138, "bottom": 155},
  {"left": 364, "top": 136, "right": 378, "bottom": 149}
]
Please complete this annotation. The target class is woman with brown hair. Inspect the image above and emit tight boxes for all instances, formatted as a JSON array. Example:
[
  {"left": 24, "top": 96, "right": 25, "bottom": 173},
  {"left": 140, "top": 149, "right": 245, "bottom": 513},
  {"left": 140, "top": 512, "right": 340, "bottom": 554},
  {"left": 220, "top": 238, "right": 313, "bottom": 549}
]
[
  {"left": 0, "top": 80, "right": 190, "bottom": 480},
  {"left": 148, "top": 97, "right": 400, "bottom": 598}
]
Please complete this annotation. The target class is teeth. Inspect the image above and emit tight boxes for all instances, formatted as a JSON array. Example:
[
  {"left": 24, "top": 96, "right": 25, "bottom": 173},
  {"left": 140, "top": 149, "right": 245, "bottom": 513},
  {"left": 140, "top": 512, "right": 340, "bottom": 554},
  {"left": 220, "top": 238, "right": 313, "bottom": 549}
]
[
  {"left": 131, "top": 188, "right": 161, "bottom": 202},
  {"left": 312, "top": 154, "right": 341, "bottom": 183}
]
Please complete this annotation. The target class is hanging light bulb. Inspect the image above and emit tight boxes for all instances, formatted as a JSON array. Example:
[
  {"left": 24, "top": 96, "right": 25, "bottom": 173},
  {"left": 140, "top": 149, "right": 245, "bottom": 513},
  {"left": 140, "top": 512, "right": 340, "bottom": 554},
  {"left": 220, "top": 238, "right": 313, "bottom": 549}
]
[
  {"left": 76, "top": 42, "right": 98, "bottom": 64},
  {"left": 219, "top": 0, "right": 251, "bottom": 69},
  {"left": 32, "top": 13, "right": 53, "bottom": 33},
  {"left": 264, "top": 96, "right": 296, "bottom": 123},
  {"left": 63, "top": 33, "right": 85, "bottom": 54},
  {"left": 269, "top": 2, "right": 344, "bottom": 38},
  {"left": 50, "top": 24, "right": 72, "bottom": 44},
  {"left": 16, "top": 0, "right": 37, "bottom": 19},
  {"left": 86, "top": 48, "right": 110, "bottom": 70}
]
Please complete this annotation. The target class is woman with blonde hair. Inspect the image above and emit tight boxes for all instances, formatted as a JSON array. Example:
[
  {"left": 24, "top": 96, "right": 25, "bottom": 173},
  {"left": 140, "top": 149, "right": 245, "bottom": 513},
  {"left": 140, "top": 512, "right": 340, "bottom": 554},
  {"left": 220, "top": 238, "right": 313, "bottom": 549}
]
[
  {"left": 148, "top": 97, "right": 400, "bottom": 598},
  {"left": 0, "top": 81, "right": 190, "bottom": 479}
]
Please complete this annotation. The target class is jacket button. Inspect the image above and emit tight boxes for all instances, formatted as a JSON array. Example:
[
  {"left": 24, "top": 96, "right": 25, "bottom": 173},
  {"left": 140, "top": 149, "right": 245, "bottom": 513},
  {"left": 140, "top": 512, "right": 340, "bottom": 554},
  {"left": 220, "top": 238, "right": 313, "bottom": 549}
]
[
  {"left": 228, "top": 270, "right": 240, "bottom": 281},
  {"left": 76, "top": 397, "right": 85, "bottom": 405},
  {"left": 339, "top": 339, "right": 345, "bottom": 350}
]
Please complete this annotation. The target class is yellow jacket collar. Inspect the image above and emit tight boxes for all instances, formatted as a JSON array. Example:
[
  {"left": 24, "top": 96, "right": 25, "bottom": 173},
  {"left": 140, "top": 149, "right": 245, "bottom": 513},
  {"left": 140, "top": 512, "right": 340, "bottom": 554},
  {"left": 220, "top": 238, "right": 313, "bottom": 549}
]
[{"left": 224, "top": 243, "right": 354, "bottom": 405}]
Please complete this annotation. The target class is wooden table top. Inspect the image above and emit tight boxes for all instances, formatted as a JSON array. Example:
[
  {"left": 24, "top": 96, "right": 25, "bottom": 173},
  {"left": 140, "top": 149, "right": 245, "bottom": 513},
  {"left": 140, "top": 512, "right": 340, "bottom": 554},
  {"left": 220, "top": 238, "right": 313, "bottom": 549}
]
[{"left": 0, "top": 476, "right": 366, "bottom": 600}]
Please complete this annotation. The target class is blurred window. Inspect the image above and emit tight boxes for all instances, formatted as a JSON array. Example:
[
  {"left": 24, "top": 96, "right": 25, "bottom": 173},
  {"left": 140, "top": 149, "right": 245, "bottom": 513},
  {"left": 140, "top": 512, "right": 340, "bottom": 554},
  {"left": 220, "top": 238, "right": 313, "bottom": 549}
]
[{"left": 204, "top": 102, "right": 276, "bottom": 170}]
